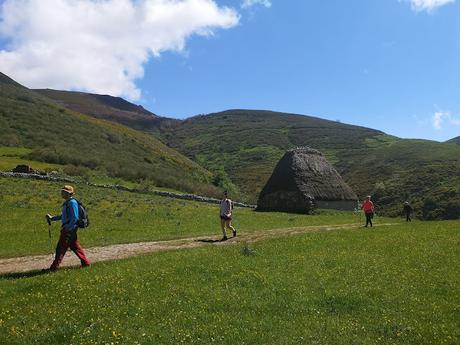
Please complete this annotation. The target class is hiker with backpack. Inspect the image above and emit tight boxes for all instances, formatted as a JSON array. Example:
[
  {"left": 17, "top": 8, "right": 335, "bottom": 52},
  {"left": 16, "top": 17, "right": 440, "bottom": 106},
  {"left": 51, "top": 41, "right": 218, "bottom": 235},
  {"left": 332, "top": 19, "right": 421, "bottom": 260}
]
[
  {"left": 45, "top": 185, "right": 90, "bottom": 271},
  {"left": 403, "top": 201, "right": 413, "bottom": 222},
  {"left": 220, "top": 190, "right": 237, "bottom": 241},
  {"left": 361, "top": 195, "right": 375, "bottom": 228}
]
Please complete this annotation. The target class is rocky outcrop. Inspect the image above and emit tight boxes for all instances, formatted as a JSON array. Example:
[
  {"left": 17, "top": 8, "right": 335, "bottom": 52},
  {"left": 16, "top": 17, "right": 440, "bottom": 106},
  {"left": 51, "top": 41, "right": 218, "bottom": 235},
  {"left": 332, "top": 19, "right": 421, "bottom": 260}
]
[
  {"left": 12, "top": 164, "right": 46, "bottom": 175},
  {"left": 257, "top": 147, "right": 357, "bottom": 213}
]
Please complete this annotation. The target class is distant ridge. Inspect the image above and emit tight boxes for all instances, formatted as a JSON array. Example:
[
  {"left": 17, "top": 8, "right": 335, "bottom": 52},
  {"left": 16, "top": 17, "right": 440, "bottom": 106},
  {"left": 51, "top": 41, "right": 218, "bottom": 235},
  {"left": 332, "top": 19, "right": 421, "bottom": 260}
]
[
  {"left": 0, "top": 72, "right": 23, "bottom": 87},
  {"left": 34, "top": 89, "right": 179, "bottom": 133},
  {"left": 447, "top": 136, "right": 460, "bottom": 144}
]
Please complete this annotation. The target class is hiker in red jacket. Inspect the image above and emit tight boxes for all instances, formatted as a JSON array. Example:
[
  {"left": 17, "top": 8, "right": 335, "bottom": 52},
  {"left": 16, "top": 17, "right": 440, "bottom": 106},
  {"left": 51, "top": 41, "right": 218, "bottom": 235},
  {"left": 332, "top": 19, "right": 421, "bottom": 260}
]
[
  {"left": 46, "top": 185, "right": 90, "bottom": 271},
  {"left": 361, "top": 195, "right": 375, "bottom": 227}
]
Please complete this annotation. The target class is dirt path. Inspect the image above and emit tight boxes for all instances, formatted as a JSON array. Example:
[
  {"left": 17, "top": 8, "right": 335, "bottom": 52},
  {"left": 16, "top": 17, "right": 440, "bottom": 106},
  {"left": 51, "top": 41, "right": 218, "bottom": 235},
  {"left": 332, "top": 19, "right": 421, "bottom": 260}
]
[{"left": 0, "top": 223, "right": 395, "bottom": 275}]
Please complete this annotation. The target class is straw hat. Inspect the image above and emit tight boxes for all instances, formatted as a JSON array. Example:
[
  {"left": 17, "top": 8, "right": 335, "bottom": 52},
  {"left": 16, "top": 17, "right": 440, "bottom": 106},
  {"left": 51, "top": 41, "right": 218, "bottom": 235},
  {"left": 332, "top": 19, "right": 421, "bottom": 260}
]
[{"left": 61, "top": 185, "right": 74, "bottom": 195}]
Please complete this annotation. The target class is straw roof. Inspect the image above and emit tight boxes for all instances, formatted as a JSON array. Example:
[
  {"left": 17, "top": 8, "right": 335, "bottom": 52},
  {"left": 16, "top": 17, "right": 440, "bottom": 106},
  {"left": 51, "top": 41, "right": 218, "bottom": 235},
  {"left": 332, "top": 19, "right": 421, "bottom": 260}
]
[{"left": 257, "top": 147, "right": 357, "bottom": 212}]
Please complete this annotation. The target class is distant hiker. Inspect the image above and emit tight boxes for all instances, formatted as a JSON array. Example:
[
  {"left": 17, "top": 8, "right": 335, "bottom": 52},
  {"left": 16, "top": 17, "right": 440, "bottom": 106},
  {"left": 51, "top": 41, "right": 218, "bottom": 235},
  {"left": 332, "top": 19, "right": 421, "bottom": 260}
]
[
  {"left": 46, "top": 185, "right": 90, "bottom": 271},
  {"left": 403, "top": 201, "right": 413, "bottom": 222},
  {"left": 361, "top": 195, "right": 375, "bottom": 227},
  {"left": 220, "top": 190, "right": 237, "bottom": 241}
]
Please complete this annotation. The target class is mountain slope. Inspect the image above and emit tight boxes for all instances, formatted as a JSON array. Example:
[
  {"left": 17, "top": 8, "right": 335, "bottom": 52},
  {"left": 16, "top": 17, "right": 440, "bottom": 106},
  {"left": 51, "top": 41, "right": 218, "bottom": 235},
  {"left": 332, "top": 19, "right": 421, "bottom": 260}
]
[
  {"left": 161, "top": 110, "right": 460, "bottom": 219},
  {"left": 34, "top": 89, "right": 179, "bottom": 133},
  {"left": 19, "top": 87, "right": 460, "bottom": 219},
  {"left": 0, "top": 73, "right": 216, "bottom": 195},
  {"left": 161, "top": 109, "right": 385, "bottom": 196},
  {"left": 447, "top": 136, "right": 460, "bottom": 144}
]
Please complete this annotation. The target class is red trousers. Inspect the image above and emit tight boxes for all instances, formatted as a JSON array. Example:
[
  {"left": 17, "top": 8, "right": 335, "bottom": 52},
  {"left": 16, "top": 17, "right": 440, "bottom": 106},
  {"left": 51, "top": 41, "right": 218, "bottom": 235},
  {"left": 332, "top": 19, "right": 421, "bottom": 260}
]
[{"left": 50, "top": 229, "right": 90, "bottom": 271}]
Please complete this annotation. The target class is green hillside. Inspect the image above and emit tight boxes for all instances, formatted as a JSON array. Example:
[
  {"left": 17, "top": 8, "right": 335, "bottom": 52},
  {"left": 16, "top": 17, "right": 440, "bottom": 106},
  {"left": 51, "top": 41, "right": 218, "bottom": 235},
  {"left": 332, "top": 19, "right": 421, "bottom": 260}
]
[
  {"left": 161, "top": 110, "right": 460, "bottom": 219},
  {"left": 162, "top": 110, "right": 383, "bottom": 195},
  {"left": 13, "top": 84, "right": 460, "bottom": 219},
  {"left": 34, "top": 88, "right": 179, "bottom": 133},
  {"left": 0, "top": 73, "right": 217, "bottom": 195}
]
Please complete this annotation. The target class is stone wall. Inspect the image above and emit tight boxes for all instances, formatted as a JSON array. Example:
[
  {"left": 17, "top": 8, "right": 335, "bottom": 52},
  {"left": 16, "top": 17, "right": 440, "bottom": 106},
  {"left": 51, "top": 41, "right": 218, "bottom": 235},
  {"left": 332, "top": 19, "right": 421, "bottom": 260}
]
[
  {"left": 0, "top": 172, "right": 255, "bottom": 209},
  {"left": 315, "top": 200, "right": 358, "bottom": 212}
]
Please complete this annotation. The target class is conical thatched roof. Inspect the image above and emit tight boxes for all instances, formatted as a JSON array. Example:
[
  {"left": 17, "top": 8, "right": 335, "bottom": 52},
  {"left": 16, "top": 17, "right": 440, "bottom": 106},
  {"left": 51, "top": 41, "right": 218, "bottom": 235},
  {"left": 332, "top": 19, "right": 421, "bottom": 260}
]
[{"left": 257, "top": 147, "right": 357, "bottom": 213}]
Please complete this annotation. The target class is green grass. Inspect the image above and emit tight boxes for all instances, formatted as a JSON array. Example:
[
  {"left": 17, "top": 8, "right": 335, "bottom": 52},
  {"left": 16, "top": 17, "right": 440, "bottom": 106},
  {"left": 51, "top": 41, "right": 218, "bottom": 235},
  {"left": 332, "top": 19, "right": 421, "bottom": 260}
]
[
  {"left": 0, "top": 221, "right": 458, "bottom": 344},
  {"left": 0, "top": 146, "right": 178, "bottom": 192},
  {"left": 0, "top": 146, "right": 63, "bottom": 172},
  {"left": 0, "top": 177, "right": 369, "bottom": 258}
]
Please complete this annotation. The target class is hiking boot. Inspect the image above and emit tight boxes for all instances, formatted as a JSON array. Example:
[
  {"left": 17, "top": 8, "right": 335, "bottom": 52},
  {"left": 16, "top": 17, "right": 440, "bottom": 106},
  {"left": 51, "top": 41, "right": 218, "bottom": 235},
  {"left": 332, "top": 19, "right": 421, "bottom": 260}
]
[
  {"left": 232, "top": 229, "right": 237, "bottom": 237},
  {"left": 221, "top": 235, "right": 228, "bottom": 241}
]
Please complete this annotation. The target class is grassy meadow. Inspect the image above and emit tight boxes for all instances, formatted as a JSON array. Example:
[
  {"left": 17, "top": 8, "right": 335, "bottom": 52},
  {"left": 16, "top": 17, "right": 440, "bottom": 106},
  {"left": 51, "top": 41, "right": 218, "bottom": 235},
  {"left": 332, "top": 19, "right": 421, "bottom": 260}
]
[
  {"left": 0, "top": 177, "right": 367, "bottom": 258},
  {"left": 0, "top": 219, "right": 458, "bottom": 344},
  {"left": 0, "top": 147, "right": 63, "bottom": 172}
]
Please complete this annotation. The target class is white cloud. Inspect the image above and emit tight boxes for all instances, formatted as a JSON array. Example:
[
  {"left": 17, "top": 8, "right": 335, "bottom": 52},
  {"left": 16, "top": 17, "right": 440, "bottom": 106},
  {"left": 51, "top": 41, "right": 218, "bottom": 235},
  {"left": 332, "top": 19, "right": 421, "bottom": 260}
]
[
  {"left": 0, "top": 0, "right": 239, "bottom": 100},
  {"left": 241, "top": 0, "right": 271, "bottom": 9},
  {"left": 405, "top": 0, "right": 456, "bottom": 12},
  {"left": 432, "top": 111, "right": 460, "bottom": 130}
]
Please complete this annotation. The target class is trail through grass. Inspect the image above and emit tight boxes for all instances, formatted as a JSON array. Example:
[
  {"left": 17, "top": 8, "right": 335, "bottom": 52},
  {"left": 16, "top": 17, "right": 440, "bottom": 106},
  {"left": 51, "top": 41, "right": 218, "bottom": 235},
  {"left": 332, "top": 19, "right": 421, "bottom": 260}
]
[
  {"left": 0, "top": 177, "right": 379, "bottom": 258},
  {"left": 1, "top": 222, "right": 390, "bottom": 275}
]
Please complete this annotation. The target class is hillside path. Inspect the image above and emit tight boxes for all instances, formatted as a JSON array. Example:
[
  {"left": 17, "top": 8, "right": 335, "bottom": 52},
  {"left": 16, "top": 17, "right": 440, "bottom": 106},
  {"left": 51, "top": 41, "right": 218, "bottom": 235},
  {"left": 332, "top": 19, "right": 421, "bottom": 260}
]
[{"left": 0, "top": 223, "right": 395, "bottom": 275}]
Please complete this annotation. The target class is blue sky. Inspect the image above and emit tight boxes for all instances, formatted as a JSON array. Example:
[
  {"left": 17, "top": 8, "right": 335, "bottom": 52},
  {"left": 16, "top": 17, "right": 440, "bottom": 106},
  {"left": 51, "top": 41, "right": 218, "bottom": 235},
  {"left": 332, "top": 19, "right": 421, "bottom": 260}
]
[{"left": 0, "top": 0, "right": 459, "bottom": 141}]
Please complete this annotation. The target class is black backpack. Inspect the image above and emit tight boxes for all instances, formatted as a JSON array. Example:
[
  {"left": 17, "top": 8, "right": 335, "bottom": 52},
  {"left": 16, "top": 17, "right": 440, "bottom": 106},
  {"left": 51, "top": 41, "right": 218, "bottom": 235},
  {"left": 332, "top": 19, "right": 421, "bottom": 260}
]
[{"left": 66, "top": 198, "right": 90, "bottom": 229}]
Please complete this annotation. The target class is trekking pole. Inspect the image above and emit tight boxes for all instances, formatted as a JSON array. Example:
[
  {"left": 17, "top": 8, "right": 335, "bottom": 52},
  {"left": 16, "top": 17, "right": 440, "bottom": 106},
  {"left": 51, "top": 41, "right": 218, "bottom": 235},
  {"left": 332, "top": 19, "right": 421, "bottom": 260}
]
[{"left": 46, "top": 215, "right": 53, "bottom": 253}]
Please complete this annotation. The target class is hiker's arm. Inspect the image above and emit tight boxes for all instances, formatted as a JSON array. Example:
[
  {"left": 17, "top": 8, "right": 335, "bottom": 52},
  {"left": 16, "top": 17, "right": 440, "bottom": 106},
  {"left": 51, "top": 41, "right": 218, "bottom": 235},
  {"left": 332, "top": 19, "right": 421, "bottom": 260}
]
[
  {"left": 226, "top": 200, "right": 232, "bottom": 217},
  {"left": 50, "top": 214, "right": 61, "bottom": 221}
]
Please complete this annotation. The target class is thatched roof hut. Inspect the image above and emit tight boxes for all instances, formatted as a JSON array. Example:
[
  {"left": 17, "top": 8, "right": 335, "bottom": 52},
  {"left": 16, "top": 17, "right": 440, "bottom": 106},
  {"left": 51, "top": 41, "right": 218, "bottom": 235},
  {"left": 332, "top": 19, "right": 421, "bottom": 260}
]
[{"left": 257, "top": 147, "right": 357, "bottom": 213}]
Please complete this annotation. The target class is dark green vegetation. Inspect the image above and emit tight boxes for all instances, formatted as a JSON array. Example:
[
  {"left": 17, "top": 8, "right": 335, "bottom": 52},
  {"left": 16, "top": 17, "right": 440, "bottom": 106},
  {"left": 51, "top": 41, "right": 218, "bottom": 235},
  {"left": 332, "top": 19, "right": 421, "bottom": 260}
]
[
  {"left": 1, "top": 219, "right": 458, "bottom": 344},
  {"left": 160, "top": 110, "right": 460, "bottom": 219},
  {"left": 0, "top": 73, "right": 217, "bottom": 195},
  {"left": 0, "top": 177, "right": 363, "bottom": 258}
]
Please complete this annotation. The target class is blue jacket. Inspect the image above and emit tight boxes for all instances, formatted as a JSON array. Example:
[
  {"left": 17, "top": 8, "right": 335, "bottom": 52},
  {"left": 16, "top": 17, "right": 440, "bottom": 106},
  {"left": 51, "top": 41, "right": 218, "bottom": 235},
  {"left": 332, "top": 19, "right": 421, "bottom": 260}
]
[{"left": 51, "top": 198, "right": 79, "bottom": 231}]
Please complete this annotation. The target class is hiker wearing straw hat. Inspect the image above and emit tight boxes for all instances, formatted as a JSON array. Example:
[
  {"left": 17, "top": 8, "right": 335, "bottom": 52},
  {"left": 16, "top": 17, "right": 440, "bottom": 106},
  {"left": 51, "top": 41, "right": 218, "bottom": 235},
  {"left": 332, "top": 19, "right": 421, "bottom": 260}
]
[{"left": 45, "top": 185, "right": 90, "bottom": 271}]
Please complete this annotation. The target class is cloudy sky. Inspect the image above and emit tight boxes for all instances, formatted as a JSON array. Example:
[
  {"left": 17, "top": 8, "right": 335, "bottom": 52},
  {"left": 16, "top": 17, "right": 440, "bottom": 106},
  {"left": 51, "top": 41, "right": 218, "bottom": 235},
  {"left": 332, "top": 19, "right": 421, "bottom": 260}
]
[{"left": 0, "top": 0, "right": 459, "bottom": 141}]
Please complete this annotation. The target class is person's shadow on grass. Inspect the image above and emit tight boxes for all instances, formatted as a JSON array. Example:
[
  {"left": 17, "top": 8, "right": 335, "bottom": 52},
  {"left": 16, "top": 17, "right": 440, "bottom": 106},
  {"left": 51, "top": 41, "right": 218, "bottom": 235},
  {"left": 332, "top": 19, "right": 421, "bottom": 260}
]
[
  {"left": 0, "top": 269, "right": 50, "bottom": 280},
  {"left": 195, "top": 238, "right": 223, "bottom": 243},
  {"left": 0, "top": 266, "right": 83, "bottom": 280}
]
